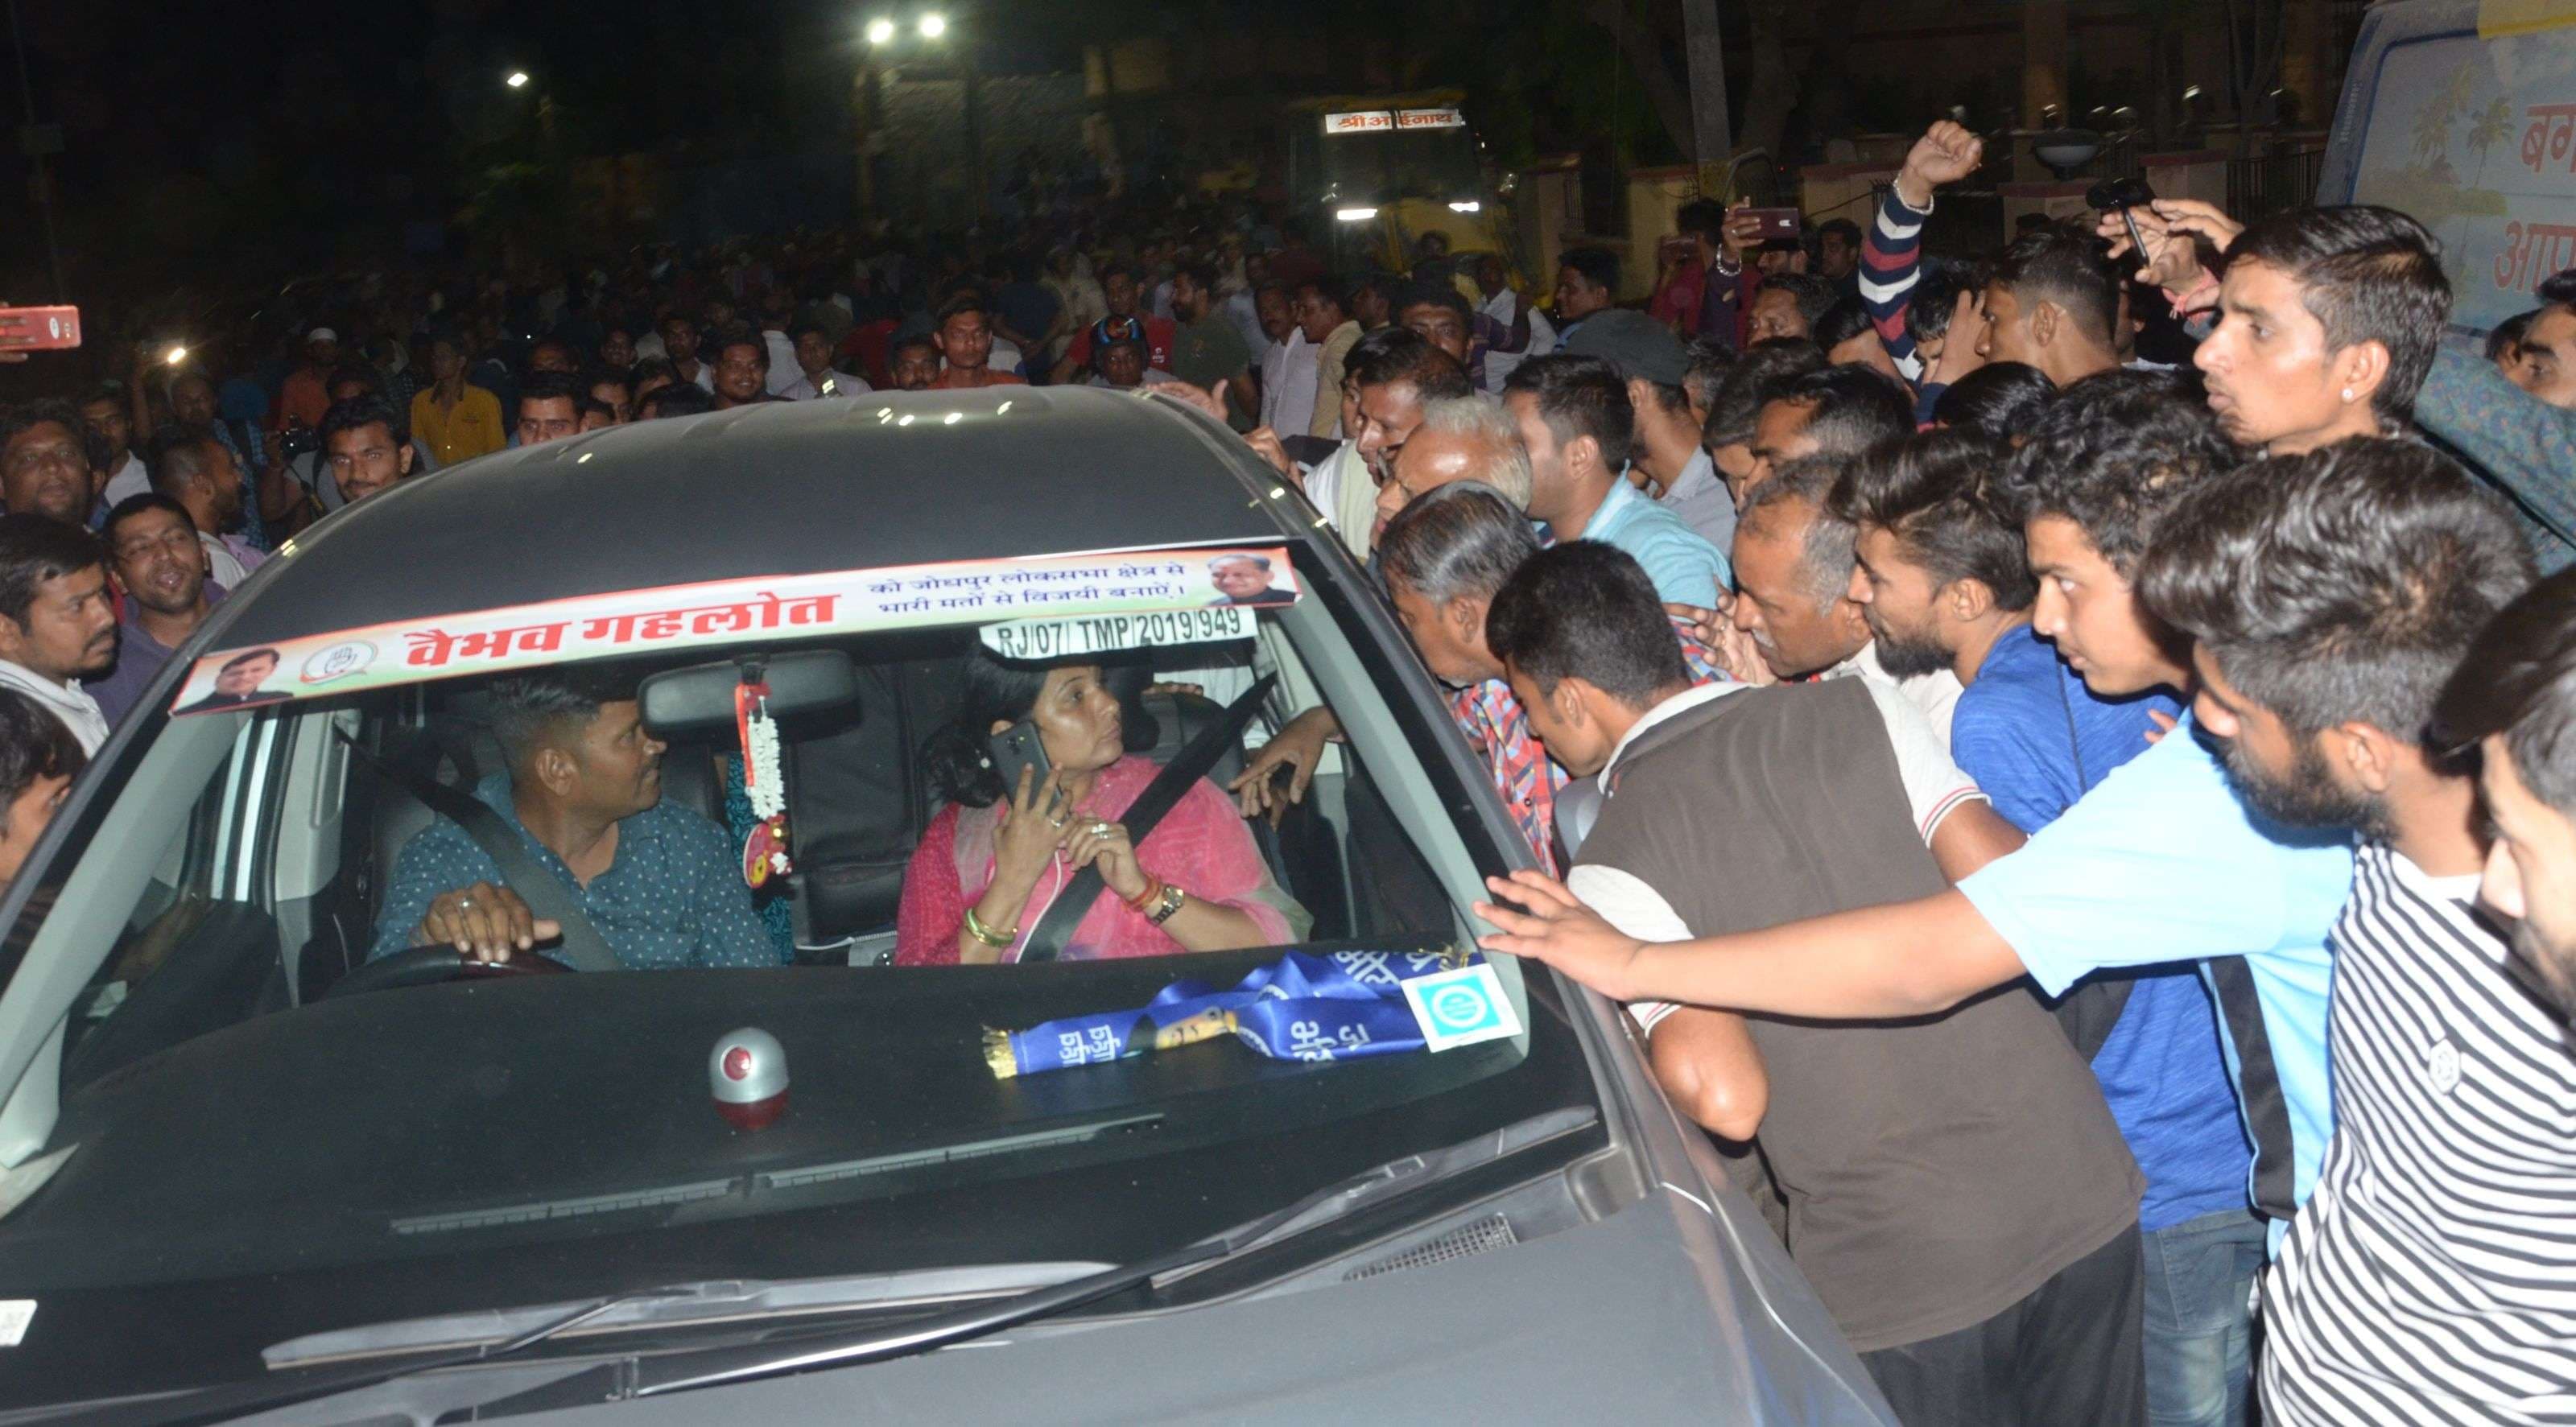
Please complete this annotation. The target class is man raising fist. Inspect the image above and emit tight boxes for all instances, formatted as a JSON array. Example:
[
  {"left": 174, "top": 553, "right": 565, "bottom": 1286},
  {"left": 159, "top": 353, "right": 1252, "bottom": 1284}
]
[{"left": 1861, "top": 121, "right": 1987, "bottom": 404}]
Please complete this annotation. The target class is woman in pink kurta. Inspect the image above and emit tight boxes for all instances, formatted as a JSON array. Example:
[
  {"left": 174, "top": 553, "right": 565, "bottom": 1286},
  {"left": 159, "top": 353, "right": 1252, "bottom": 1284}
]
[{"left": 895, "top": 658, "right": 1302, "bottom": 965}]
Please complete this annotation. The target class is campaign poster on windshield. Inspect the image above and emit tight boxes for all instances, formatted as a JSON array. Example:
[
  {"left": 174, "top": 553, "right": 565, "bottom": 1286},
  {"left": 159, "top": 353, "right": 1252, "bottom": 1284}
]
[{"left": 167, "top": 546, "right": 1301, "bottom": 716}]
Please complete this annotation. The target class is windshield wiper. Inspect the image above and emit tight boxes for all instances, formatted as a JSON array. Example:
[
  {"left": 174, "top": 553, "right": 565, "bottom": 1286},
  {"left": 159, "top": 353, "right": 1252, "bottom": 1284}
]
[
  {"left": 45, "top": 1293, "right": 656, "bottom": 1427},
  {"left": 76, "top": 1106, "right": 1593, "bottom": 1425},
  {"left": 624, "top": 1103, "right": 1594, "bottom": 1397}
]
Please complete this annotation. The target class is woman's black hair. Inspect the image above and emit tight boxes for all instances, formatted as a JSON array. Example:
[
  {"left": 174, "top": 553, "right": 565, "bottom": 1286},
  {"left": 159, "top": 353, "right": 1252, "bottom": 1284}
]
[{"left": 923, "top": 648, "right": 1067, "bottom": 808}]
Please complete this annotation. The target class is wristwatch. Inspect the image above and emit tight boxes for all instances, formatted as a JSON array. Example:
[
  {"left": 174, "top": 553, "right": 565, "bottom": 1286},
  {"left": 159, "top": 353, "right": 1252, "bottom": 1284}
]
[{"left": 1148, "top": 883, "right": 1186, "bottom": 926}]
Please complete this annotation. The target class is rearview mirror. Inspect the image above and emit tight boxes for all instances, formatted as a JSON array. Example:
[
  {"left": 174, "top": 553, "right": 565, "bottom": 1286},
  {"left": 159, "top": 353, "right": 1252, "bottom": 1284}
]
[{"left": 639, "top": 650, "right": 859, "bottom": 738}]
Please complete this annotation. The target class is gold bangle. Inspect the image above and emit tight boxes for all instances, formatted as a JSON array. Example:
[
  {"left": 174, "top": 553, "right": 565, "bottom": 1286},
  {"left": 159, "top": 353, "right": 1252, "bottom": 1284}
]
[{"left": 964, "top": 905, "right": 1018, "bottom": 949}]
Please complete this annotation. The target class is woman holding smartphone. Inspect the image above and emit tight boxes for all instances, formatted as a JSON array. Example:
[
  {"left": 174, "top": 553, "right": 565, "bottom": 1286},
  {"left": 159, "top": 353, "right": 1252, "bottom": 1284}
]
[{"left": 894, "top": 650, "right": 1306, "bottom": 965}]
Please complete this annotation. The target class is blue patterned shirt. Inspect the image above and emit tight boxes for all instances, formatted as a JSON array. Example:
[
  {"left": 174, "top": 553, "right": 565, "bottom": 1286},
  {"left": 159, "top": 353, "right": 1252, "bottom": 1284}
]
[{"left": 369, "top": 774, "right": 785, "bottom": 970}]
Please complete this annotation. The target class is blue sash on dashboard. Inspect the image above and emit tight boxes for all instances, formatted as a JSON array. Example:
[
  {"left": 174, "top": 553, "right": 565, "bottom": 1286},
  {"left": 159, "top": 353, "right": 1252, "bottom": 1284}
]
[{"left": 985, "top": 948, "right": 1470, "bottom": 1078}]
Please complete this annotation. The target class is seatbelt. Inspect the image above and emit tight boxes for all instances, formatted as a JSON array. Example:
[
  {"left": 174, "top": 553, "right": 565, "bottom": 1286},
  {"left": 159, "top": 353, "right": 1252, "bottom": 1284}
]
[
  {"left": 1018, "top": 674, "right": 1278, "bottom": 963},
  {"left": 340, "top": 730, "right": 624, "bottom": 972}
]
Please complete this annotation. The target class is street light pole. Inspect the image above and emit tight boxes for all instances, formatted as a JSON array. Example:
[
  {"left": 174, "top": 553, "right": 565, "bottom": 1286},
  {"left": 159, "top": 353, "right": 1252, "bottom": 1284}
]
[{"left": 5, "top": 0, "right": 68, "bottom": 302}]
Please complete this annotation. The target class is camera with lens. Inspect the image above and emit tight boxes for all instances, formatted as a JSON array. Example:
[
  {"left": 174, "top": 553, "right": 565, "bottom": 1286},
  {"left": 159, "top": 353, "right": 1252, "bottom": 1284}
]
[
  {"left": 277, "top": 423, "right": 320, "bottom": 460},
  {"left": 2084, "top": 176, "right": 2154, "bottom": 212}
]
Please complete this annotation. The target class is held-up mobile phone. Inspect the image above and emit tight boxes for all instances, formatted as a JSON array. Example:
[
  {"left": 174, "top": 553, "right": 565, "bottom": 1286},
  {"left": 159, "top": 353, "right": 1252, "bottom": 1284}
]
[
  {"left": 986, "top": 720, "right": 1052, "bottom": 799},
  {"left": 0, "top": 307, "right": 80, "bottom": 352},
  {"left": 2087, "top": 177, "right": 2157, "bottom": 263},
  {"left": 1741, "top": 208, "right": 1802, "bottom": 239}
]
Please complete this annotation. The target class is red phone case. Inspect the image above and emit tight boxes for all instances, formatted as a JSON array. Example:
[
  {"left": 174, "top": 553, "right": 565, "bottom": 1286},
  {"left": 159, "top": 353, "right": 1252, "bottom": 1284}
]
[{"left": 0, "top": 307, "right": 80, "bottom": 351}]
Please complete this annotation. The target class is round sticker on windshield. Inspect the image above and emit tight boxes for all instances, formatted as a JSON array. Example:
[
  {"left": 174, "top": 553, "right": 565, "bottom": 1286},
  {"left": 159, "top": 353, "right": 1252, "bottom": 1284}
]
[{"left": 299, "top": 639, "right": 378, "bottom": 686}]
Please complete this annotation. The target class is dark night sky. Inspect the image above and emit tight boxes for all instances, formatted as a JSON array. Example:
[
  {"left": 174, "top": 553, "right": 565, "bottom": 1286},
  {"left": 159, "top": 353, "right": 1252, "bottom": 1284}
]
[{"left": 1, "top": 0, "right": 1096, "bottom": 312}]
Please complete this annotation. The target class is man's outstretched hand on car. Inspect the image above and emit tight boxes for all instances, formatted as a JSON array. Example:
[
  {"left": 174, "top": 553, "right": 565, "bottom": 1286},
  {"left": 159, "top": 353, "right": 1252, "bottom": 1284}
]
[
  {"left": 1473, "top": 869, "right": 1651, "bottom": 1002},
  {"left": 413, "top": 880, "right": 560, "bottom": 962}
]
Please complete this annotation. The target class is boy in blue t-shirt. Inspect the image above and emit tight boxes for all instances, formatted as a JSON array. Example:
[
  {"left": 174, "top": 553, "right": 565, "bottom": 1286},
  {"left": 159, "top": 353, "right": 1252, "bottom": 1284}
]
[{"left": 1837, "top": 419, "right": 2263, "bottom": 1427}]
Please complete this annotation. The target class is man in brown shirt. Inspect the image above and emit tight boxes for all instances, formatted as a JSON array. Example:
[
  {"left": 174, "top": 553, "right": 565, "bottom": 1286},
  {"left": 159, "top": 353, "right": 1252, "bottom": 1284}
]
[{"left": 1485, "top": 540, "right": 2147, "bottom": 1426}]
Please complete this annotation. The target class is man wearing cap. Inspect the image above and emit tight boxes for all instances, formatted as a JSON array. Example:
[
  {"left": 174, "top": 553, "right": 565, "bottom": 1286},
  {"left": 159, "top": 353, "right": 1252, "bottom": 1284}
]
[
  {"left": 275, "top": 327, "right": 340, "bottom": 438},
  {"left": 1566, "top": 309, "right": 1737, "bottom": 557}
]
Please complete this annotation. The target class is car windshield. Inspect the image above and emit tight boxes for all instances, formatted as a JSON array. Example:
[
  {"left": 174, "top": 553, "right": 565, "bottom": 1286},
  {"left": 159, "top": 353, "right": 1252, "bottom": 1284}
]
[{"left": 0, "top": 537, "right": 1591, "bottom": 1407}]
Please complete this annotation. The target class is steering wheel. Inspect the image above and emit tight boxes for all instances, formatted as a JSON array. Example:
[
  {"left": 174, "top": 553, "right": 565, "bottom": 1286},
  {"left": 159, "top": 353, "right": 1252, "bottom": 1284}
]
[{"left": 324, "top": 945, "right": 574, "bottom": 1000}]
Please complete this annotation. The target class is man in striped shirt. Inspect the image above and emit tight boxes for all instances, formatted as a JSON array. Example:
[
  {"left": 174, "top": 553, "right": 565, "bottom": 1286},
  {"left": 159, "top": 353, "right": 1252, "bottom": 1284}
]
[
  {"left": 2436, "top": 567, "right": 2576, "bottom": 1018},
  {"left": 2137, "top": 439, "right": 2571, "bottom": 1425}
]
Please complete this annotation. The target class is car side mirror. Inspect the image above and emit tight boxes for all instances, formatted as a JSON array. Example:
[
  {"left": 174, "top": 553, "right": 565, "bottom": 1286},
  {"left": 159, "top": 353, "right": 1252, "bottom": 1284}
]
[{"left": 639, "top": 650, "right": 859, "bottom": 738}]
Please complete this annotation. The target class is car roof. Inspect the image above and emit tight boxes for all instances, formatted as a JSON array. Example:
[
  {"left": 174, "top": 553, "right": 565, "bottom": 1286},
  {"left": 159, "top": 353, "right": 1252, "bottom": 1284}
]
[{"left": 217, "top": 387, "right": 1307, "bottom": 650}]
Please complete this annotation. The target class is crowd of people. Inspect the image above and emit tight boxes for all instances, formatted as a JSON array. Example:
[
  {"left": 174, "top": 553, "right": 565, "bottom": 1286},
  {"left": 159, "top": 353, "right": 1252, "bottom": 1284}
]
[{"left": 0, "top": 110, "right": 2574, "bottom": 1425}]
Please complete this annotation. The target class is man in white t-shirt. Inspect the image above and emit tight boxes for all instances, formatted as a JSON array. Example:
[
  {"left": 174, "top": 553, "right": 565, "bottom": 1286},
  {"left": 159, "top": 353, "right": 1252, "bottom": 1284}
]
[
  {"left": 1472, "top": 254, "right": 1552, "bottom": 394},
  {"left": 1260, "top": 324, "right": 1318, "bottom": 435},
  {"left": 0, "top": 515, "right": 116, "bottom": 753},
  {"left": 778, "top": 321, "right": 872, "bottom": 401},
  {"left": 82, "top": 386, "right": 150, "bottom": 509}
]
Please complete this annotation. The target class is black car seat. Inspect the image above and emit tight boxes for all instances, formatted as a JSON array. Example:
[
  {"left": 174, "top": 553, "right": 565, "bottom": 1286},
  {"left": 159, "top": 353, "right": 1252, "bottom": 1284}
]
[
  {"left": 789, "top": 641, "right": 963, "bottom": 947},
  {"left": 1123, "top": 687, "right": 1349, "bottom": 940}
]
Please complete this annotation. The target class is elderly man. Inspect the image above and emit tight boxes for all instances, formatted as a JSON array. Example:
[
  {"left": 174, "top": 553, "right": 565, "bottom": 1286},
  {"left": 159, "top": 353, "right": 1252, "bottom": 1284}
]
[
  {"left": 1208, "top": 554, "right": 1291, "bottom": 605},
  {"left": 370, "top": 666, "right": 786, "bottom": 971},
  {"left": 1726, "top": 456, "right": 1963, "bottom": 741},
  {"left": 1373, "top": 391, "right": 1533, "bottom": 542}
]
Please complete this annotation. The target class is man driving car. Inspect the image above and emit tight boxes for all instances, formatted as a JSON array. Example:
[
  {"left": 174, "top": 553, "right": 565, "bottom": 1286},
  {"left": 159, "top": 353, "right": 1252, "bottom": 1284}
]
[{"left": 369, "top": 666, "right": 786, "bottom": 969}]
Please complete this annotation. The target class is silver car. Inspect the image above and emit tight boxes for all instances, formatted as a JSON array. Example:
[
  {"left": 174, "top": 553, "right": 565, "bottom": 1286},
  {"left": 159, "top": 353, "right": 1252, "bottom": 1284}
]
[{"left": 0, "top": 389, "right": 1893, "bottom": 1423}]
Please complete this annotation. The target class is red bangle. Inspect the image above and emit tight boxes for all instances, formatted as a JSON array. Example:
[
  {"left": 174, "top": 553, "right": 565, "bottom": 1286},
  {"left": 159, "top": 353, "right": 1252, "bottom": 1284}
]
[{"left": 1124, "top": 874, "right": 1166, "bottom": 914}]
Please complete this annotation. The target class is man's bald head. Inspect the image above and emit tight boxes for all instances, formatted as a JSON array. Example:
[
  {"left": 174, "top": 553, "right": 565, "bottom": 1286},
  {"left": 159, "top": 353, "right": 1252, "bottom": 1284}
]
[{"left": 1377, "top": 394, "right": 1531, "bottom": 541}]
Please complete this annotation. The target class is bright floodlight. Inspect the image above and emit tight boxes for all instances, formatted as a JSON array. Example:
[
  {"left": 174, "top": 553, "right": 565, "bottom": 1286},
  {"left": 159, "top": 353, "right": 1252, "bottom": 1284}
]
[
  {"left": 505, "top": 71, "right": 530, "bottom": 89},
  {"left": 163, "top": 344, "right": 188, "bottom": 366},
  {"left": 865, "top": 17, "right": 895, "bottom": 43},
  {"left": 1334, "top": 207, "right": 1379, "bottom": 222},
  {"left": 919, "top": 12, "right": 947, "bottom": 38},
  {"left": 1447, "top": 200, "right": 1481, "bottom": 213}
]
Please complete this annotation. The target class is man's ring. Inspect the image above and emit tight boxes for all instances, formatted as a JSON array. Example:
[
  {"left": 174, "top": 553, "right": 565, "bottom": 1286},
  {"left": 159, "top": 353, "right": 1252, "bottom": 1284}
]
[
  {"left": 1048, "top": 815, "right": 1067, "bottom": 829},
  {"left": 459, "top": 896, "right": 474, "bottom": 910},
  {"left": 1091, "top": 821, "right": 1113, "bottom": 837}
]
